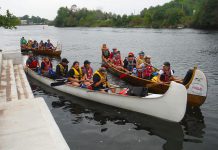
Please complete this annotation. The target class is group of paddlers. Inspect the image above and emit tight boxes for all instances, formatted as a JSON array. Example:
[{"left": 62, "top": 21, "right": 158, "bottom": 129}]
[
  {"left": 25, "top": 43, "right": 182, "bottom": 93},
  {"left": 20, "top": 37, "right": 56, "bottom": 50},
  {"left": 26, "top": 51, "right": 111, "bottom": 92},
  {"left": 101, "top": 44, "right": 182, "bottom": 84}
]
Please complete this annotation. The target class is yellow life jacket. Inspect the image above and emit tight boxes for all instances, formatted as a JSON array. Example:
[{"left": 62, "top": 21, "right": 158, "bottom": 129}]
[
  {"left": 151, "top": 76, "right": 160, "bottom": 82},
  {"left": 94, "top": 71, "right": 109, "bottom": 87},
  {"left": 137, "top": 58, "right": 145, "bottom": 66},
  {"left": 58, "top": 64, "right": 66, "bottom": 76},
  {"left": 72, "top": 67, "right": 83, "bottom": 79}
]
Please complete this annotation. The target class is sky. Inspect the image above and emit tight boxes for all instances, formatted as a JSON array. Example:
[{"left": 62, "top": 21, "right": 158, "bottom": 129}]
[{"left": 0, "top": 0, "right": 171, "bottom": 20}]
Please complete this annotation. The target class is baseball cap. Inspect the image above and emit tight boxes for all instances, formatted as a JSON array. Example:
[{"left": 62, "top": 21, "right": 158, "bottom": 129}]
[
  {"left": 61, "top": 58, "right": 69, "bottom": 63},
  {"left": 84, "top": 60, "right": 91, "bottom": 64},
  {"left": 128, "top": 52, "right": 134, "bottom": 57},
  {"left": 138, "top": 51, "right": 145, "bottom": 55},
  {"left": 163, "top": 62, "right": 170, "bottom": 67}
]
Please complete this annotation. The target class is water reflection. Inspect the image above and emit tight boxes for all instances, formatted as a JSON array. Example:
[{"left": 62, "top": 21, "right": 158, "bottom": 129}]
[{"left": 182, "top": 106, "right": 205, "bottom": 144}]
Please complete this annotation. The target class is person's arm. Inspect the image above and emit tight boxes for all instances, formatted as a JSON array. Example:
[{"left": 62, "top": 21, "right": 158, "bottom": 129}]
[
  {"left": 51, "top": 43, "right": 54, "bottom": 48},
  {"left": 123, "top": 59, "right": 128, "bottom": 69},
  {"left": 41, "top": 62, "right": 46, "bottom": 73},
  {"left": 80, "top": 72, "right": 86, "bottom": 81},
  {"left": 93, "top": 75, "right": 105, "bottom": 87},
  {"left": 65, "top": 66, "right": 68, "bottom": 76},
  {"left": 138, "top": 63, "right": 143, "bottom": 69},
  {"left": 121, "top": 58, "right": 124, "bottom": 66},
  {"left": 170, "top": 71, "right": 183, "bottom": 83},
  {"left": 56, "top": 65, "right": 61, "bottom": 78}
]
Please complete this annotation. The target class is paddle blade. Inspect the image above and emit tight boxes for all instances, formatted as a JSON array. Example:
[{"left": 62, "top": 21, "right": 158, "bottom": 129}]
[{"left": 51, "top": 81, "right": 65, "bottom": 87}]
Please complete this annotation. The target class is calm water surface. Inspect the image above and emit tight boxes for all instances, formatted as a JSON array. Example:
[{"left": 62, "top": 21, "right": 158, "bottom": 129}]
[{"left": 1, "top": 26, "right": 218, "bottom": 150}]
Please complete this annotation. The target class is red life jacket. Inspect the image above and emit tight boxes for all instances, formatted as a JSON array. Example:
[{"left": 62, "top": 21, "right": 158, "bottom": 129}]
[
  {"left": 142, "top": 65, "right": 153, "bottom": 78},
  {"left": 82, "top": 66, "right": 93, "bottom": 79},
  {"left": 29, "top": 58, "right": 38, "bottom": 68},
  {"left": 160, "top": 68, "right": 172, "bottom": 82},
  {"left": 113, "top": 57, "right": 122, "bottom": 66},
  {"left": 42, "top": 60, "right": 52, "bottom": 71}
]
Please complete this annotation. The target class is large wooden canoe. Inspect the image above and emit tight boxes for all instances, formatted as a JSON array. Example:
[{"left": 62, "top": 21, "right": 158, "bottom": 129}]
[
  {"left": 24, "top": 67, "right": 187, "bottom": 122},
  {"left": 102, "top": 59, "right": 207, "bottom": 107},
  {"left": 21, "top": 47, "right": 61, "bottom": 57}
]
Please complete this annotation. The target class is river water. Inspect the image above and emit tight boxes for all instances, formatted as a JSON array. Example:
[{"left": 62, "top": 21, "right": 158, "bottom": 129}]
[{"left": 1, "top": 25, "right": 218, "bottom": 150}]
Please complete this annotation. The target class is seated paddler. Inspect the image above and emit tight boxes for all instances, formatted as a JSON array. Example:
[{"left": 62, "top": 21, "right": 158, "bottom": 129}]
[
  {"left": 138, "top": 55, "right": 156, "bottom": 80},
  {"left": 101, "top": 44, "right": 110, "bottom": 62},
  {"left": 46, "top": 39, "right": 55, "bottom": 50},
  {"left": 156, "top": 62, "right": 182, "bottom": 83},
  {"left": 67, "top": 61, "right": 91, "bottom": 87},
  {"left": 123, "top": 52, "right": 136, "bottom": 72},
  {"left": 40, "top": 57, "right": 54, "bottom": 77},
  {"left": 26, "top": 51, "right": 39, "bottom": 71},
  {"left": 92, "top": 67, "right": 110, "bottom": 92},
  {"left": 20, "top": 37, "right": 27, "bottom": 48},
  {"left": 81, "top": 60, "right": 93, "bottom": 84},
  {"left": 55, "top": 58, "right": 69, "bottom": 79},
  {"left": 111, "top": 51, "right": 126, "bottom": 71}
]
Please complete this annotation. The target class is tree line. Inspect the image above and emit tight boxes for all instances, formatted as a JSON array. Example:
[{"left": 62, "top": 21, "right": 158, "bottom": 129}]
[
  {"left": 20, "top": 15, "right": 49, "bottom": 25},
  {"left": 1, "top": 0, "right": 217, "bottom": 29},
  {"left": 53, "top": 0, "right": 218, "bottom": 29}
]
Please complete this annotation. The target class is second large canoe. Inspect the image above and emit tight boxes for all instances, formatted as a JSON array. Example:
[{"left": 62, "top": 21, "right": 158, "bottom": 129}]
[{"left": 102, "top": 59, "right": 207, "bottom": 107}]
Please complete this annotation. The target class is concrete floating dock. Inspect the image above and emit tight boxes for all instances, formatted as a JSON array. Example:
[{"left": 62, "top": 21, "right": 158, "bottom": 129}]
[{"left": 0, "top": 50, "right": 70, "bottom": 150}]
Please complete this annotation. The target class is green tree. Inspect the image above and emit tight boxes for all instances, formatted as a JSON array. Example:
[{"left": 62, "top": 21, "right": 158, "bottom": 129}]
[
  {"left": 54, "top": 7, "right": 70, "bottom": 27},
  {"left": 193, "top": 0, "right": 218, "bottom": 29},
  {"left": 52, "top": 0, "right": 214, "bottom": 29},
  {"left": 164, "top": 8, "right": 184, "bottom": 27},
  {"left": 129, "top": 15, "right": 145, "bottom": 27},
  {"left": 0, "top": 10, "right": 20, "bottom": 29}
]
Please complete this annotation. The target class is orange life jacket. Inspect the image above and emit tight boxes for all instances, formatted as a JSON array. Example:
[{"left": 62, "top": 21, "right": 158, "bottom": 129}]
[{"left": 42, "top": 60, "right": 52, "bottom": 71}]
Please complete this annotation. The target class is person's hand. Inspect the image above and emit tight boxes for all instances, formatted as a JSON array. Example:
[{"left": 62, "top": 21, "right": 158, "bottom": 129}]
[
  {"left": 80, "top": 79, "right": 85, "bottom": 82},
  {"left": 100, "top": 78, "right": 106, "bottom": 83},
  {"left": 158, "top": 81, "right": 164, "bottom": 85}
]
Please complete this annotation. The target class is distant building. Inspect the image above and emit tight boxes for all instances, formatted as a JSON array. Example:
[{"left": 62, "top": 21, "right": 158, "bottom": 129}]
[
  {"left": 20, "top": 20, "right": 27, "bottom": 25},
  {"left": 28, "top": 21, "right": 33, "bottom": 25}
]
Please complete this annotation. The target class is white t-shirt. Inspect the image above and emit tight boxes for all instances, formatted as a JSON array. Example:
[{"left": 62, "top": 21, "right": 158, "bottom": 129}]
[{"left": 159, "top": 70, "right": 174, "bottom": 76}]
